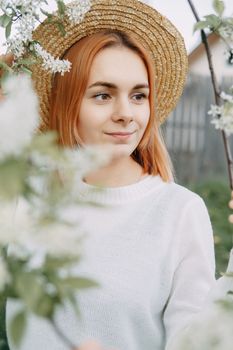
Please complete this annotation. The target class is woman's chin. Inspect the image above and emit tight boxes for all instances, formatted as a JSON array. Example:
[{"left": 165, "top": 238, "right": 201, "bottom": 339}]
[{"left": 106, "top": 144, "right": 134, "bottom": 160}]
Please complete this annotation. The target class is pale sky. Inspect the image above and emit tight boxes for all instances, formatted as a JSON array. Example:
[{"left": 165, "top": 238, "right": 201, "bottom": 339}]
[
  {"left": 0, "top": 0, "right": 233, "bottom": 53},
  {"left": 150, "top": 0, "right": 233, "bottom": 52}
]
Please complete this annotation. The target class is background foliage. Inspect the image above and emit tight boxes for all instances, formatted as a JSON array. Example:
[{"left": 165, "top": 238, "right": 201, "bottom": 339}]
[{"left": 188, "top": 178, "right": 233, "bottom": 277}]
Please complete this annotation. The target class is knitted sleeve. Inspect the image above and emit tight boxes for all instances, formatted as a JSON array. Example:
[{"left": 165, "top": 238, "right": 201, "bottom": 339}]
[{"left": 163, "top": 196, "right": 216, "bottom": 350}]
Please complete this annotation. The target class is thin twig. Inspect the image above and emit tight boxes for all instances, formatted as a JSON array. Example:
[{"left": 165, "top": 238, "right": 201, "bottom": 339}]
[
  {"left": 50, "top": 318, "right": 78, "bottom": 350},
  {"left": 187, "top": 0, "right": 233, "bottom": 189}
]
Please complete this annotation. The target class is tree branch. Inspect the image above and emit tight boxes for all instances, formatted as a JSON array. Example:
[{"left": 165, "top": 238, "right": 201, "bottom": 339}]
[{"left": 187, "top": 0, "right": 233, "bottom": 189}]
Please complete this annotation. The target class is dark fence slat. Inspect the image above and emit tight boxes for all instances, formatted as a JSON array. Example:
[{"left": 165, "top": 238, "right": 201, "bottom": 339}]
[{"left": 162, "top": 73, "right": 233, "bottom": 184}]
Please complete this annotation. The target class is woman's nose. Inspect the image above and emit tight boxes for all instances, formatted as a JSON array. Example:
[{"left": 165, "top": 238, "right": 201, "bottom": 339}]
[{"left": 111, "top": 97, "right": 134, "bottom": 124}]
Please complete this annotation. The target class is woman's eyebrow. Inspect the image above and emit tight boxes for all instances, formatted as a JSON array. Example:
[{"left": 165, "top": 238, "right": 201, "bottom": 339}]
[
  {"left": 87, "top": 82, "right": 149, "bottom": 90},
  {"left": 132, "top": 84, "right": 149, "bottom": 90},
  {"left": 88, "top": 81, "right": 116, "bottom": 89}
]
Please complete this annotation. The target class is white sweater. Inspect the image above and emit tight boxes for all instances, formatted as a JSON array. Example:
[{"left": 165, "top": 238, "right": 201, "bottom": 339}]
[{"left": 7, "top": 175, "right": 216, "bottom": 350}]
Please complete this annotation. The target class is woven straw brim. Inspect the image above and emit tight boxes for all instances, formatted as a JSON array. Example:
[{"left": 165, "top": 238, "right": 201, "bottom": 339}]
[{"left": 32, "top": 0, "right": 188, "bottom": 130}]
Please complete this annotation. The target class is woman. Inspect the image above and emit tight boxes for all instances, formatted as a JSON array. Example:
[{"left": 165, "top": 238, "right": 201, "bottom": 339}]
[{"left": 3, "top": 1, "right": 216, "bottom": 350}]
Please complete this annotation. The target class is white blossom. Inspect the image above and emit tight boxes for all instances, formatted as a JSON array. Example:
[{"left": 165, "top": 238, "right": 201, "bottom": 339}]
[
  {"left": 34, "top": 43, "right": 72, "bottom": 75},
  {"left": 173, "top": 303, "right": 233, "bottom": 350},
  {"left": 211, "top": 115, "right": 233, "bottom": 136},
  {"left": 224, "top": 48, "right": 233, "bottom": 64},
  {"left": 208, "top": 104, "right": 223, "bottom": 118},
  {"left": 16, "top": 13, "right": 35, "bottom": 43},
  {"left": 32, "top": 221, "right": 84, "bottom": 259},
  {"left": 219, "top": 25, "right": 233, "bottom": 42},
  {"left": 0, "top": 197, "right": 83, "bottom": 262},
  {"left": 208, "top": 102, "right": 233, "bottom": 136},
  {"left": 66, "top": 0, "right": 91, "bottom": 24},
  {"left": 5, "top": 37, "right": 25, "bottom": 58},
  {"left": 220, "top": 91, "right": 233, "bottom": 102},
  {"left": 0, "top": 199, "right": 33, "bottom": 247},
  {"left": 66, "top": 145, "right": 112, "bottom": 179},
  {"left": 0, "top": 0, "right": 43, "bottom": 12},
  {"left": 1, "top": 1, "right": 93, "bottom": 72},
  {"left": 2, "top": 0, "right": 45, "bottom": 57},
  {"left": 0, "top": 75, "right": 39, "bottom": 160},
  {"left": 0, "top": 257, "right": 10, "bottom": 292},
  {"left": 0, "top": 0, "right": 7, "bottom": 11}
]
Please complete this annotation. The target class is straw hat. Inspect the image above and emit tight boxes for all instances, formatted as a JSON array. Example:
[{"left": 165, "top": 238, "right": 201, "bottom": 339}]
[{"left": 32, "top": 0, "right": 188, "bottom": 129}]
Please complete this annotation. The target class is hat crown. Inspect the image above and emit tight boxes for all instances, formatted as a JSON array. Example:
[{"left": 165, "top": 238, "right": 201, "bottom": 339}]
[{"left": 31, "top": 0, "right": 188, "bottom": 129}]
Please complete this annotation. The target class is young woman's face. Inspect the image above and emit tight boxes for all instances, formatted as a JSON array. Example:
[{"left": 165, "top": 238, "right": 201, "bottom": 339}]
[{"left": 78, "top": 46, "right": 150, "bottom": 157}]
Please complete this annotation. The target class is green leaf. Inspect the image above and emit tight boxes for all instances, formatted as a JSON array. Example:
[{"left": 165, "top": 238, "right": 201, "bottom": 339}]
[
  {"left": 15, "top": 5, "right": 23, "bottom": 12},
  {"left": 204, "top": 14, "right": 222, "bottom": 30},
  {"left": 66, "top": 292, "right": 80, "bottom": 317},
  {"left": 15, "top": 272, "right": 44, "bottom": 311},
  {"left": 57, "top": 0, "right": 66, "bottom": 15},
  {"left": 213, "top": 0, "right": 225, "bottom": 16},
  {"left": 16, "top": 58, "right": 37, "bottom": 66},
  {"left": 33, "top": 294, "right": 55, "bottom": 318},
  {"left": 30, "top": 131, "right": 58, "bottom": 152},
  {"left": 0, "top": 14, "right": 11, "bottom": 28},
  {"left": 56, "top": 21, "right": 66, "bottom": 36},
  {"left": 61, "top": 276, "right": 100, "bottom": 290},
  {"left": 224, "top": 271, "right": 233, "bottom": 277},
  {"left": 0, "top": 158, "right": 28, "bottom": 200},
  {"left": 13, "top": 264, "right": 56, "bottom": 319},
  {"left": 224, "top": 17, "right": 233, "bottom": 26},
  {"left": 44, "top": 255, "right": 80, "bottom": 271},
  {"left": 20, "top": 66, "right": 32, "bottom": 75},
  {"left": 193, "top": 20, "right": 208, "bottom": 32},
  {"left": 5, "top": 21, "right": 12, "bottom": 39},
  {"left": 10, "top": 309, "right": 27, "bottom": 347},
  {"left": 40, "top": 8, "right": 53, "bottom": 19},
  {"left": 0, "top": 60, "right": 13, "bottom": 73}
]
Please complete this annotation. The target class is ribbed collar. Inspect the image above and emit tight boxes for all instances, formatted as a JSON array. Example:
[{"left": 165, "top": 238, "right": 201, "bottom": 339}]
[{"left": 77, "top": 175, "right": 166, "bottom": 205}]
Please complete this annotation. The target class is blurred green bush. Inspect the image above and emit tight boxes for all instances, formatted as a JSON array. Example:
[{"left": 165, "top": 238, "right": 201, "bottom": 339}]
[
  {"left": 188, "top": 178, "right": 233, "bottom": 277},
  {"left": 0, "top": 301, "right": 8, "bottom": 350}
]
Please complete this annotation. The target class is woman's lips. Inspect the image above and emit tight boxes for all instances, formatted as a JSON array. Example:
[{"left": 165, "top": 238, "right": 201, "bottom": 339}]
[{"left": 105, "top": 131, "right": 135, "bottom": 140}]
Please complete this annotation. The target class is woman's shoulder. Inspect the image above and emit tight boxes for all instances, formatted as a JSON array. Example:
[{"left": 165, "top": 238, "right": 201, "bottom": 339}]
[{"left": 162, "top": 179, "right": 206, "bottom": 210}]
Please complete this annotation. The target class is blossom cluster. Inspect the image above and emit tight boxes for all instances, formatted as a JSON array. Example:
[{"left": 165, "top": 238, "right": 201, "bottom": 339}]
[
  {"left": 0, "top": 73, "right": 111, "bottom": 346},
  {"left": 1, "top": 0, "right": 44, "bottom": 57},
  {"left": 218, "top": 23, "right": 233, "bottom": 42},
  {"left": 34, "top": 43, "right": 72, "bottom": 76},
  {"left": 208, "top": 90, "right": 233, "bottom": 136},
  {"left": 173, "top": 303, "right": 233, "bottom": 350},
  {"left": 0, "top": 74, "right": 39, "bottom": 159},
  {"left": 66, "top": 0, "right": 91, "bottom": 24},
  {"left": 218, "top": 22, "right": 233, "bottom": 64},
  {"left": 224, "top": 48, "right": 233, "bottom": 64},
  {"left": 0, "top": 0, "right": 92, "bottom": 74},
  {"left": 0, "top": 0, "right": 42, "bottom": 11},
  {"left": 0, "top": 73, "right": 112, "bottom": 258},
  {"left": 0, "top": 196, "right": 84, "bottom": 262}
]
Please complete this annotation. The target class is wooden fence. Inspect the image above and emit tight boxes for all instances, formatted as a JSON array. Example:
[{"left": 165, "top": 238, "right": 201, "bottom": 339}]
[{"left": 161, "top": 74, "right": 233, "bottom": 185}]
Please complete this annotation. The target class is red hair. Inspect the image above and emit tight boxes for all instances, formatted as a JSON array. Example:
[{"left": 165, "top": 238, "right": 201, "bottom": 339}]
[{"left": 49, "top": 30, "right": 174, "bottom": 182}]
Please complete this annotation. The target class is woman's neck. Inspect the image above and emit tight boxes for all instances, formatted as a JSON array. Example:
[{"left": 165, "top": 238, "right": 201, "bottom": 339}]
[{"left": 84, "top": 156, "right": 146, "bottom": 187}]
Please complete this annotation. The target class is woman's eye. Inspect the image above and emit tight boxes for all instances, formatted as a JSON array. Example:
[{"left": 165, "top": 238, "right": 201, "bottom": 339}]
[
  {"left": 132, "top": 93, "right": 147, "bottom": 101},
  {"left": 93, "top": 93, "right": 111, "bottom": 101}
]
